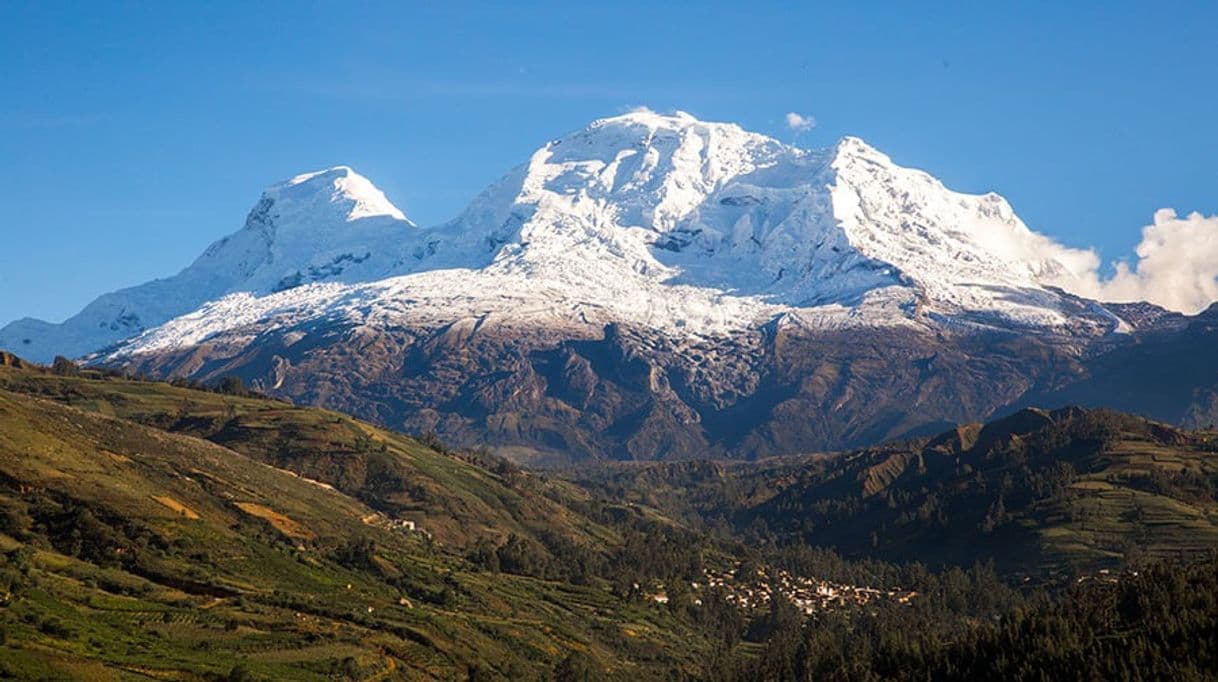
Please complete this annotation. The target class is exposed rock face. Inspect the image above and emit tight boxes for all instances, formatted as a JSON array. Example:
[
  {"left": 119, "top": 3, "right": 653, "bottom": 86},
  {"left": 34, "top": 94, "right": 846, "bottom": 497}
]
[
  {"left": 108, "top": 314, "right": 1085, "bottom": 463},
  {"left": 0, "top": 351, "right": 25, "bottom": 368},
  {"left": 109, "top": 298, "right": 1218, "bottom": 464},
  {"left": 1019, "top": 303, "right": 1218, "bottom": 431}
]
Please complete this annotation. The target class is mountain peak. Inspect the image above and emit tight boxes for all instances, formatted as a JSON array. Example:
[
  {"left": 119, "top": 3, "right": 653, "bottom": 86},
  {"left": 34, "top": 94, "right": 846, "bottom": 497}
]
[
  {"left": 588, "top": 108, "right": 706, "bottom": 131},
  {"left": 566, "top": 109, "right": 763, "bottom": 156},
  {"left": 830, "top": 135, "right": 890, "bottom": 165},
  {"left": 421, "top": 113, "right": 1120, "bottom": 330},
  {"left": 263, "top": 165, "right": 410, "bottom": 224}
]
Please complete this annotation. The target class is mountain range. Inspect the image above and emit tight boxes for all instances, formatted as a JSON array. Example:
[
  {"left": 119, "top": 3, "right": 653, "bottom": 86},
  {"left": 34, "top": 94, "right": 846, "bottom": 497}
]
[{"left": 4, "top": 110, "right": 1217, "bottom": 462}]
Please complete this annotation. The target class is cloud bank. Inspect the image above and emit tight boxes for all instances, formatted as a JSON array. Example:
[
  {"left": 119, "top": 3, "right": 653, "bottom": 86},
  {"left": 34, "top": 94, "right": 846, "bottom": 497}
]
[
  {"left": 1045, "top": 209, "right": 1218, "bottom": 314},
  {"left": 785, "top": 112, "right": 816, "bottom": 131}
]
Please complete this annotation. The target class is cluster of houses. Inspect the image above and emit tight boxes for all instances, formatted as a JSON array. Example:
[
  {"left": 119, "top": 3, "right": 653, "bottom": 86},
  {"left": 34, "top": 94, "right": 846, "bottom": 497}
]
[
  {"left": 360, "top": 512, "right": 430, "bottom": 538},
  {"left": 648, "top": 565, "right": 917, "bottom": 615},
  {"left": 1075, "top": 568, "right": 1123, "bottom": 585}
]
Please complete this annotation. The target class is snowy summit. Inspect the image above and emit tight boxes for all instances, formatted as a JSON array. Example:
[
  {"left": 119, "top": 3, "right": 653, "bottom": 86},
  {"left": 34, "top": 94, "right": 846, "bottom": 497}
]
[{"left": 2, "top": 111, "right": 1128, "bottom": 363}]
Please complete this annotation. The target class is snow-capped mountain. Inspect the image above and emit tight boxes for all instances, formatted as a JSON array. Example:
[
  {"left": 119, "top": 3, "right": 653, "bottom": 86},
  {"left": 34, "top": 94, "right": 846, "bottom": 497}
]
[
  {"left": 11, "top": 110, "right": 1211, "bottom": 462},
  {"left": 0, "top": 166, "right": 416, "bottom": 361},
  {"left": 0, "top": 110, "right": 1124, "bottom": 364},
  {"left": 418, "top": 110, "right": 1104, "bottom": 327}
]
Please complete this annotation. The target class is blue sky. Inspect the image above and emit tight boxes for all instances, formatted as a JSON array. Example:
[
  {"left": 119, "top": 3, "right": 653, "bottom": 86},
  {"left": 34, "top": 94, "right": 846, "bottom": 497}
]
[{"left": 1, "top": 2, "right": 1214, "bottom": 324}]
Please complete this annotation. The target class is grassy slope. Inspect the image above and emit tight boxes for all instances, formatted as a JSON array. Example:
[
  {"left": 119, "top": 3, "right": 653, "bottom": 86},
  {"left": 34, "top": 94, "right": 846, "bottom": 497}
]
[
  {"left": 1031, "top": 432, "right": 1218, "bottom": 570},
  {"left": 0, "top": 365, "right": 611, "bottom": 551},
  {"left": 565, "top": 409, "right": 1218, "bottom": 576},
  {"left": 0, "top": 363, "right": 709, "bottom": 680}
]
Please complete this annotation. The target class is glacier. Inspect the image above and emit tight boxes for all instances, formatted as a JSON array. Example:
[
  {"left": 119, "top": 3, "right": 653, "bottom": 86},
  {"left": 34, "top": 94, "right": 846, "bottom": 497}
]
[{"left": 1, "top": 110, "right": 1127, "bottom": 364}]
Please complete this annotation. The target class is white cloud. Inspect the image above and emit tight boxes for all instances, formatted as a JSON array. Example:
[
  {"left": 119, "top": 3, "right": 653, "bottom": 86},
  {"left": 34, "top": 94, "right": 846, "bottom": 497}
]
[
  {"left": 1045, "top": 209, "right": 1218, "bottom": 314},
  {"left": 785, "top": 112, "right": 816, "bottom": 132}
]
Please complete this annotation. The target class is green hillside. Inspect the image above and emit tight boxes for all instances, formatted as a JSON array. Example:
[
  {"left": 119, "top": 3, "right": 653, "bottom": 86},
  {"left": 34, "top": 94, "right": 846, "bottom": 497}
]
[
  {"left": 566, "top": 407, "right": 1218, "bottom": 576},
  {"left": 0, "top": 359, "right": 615, "bottom": 552},
  {"left": 5, "top": 354, "right": 1218, "bottom": 679},
  {"left": 0, "top": 357, "right": 717, "bottom": 680}
]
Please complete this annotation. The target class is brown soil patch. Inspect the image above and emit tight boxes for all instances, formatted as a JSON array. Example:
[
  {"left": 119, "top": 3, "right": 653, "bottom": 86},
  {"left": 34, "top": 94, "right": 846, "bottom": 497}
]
[
  {"left": 102, "top": 450, "right": 131, "bottom": 464},
  {"left": 153, "top": 495, "right": 200, "bottom": 520},
  {"left": 234, "top": 502, "right": 315, "bottom": 539}
]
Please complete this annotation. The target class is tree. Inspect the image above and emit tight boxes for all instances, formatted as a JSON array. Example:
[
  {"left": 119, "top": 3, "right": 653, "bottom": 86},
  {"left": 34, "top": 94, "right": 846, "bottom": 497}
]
[
  {"left": 496, "top": 534, "right": 546, "bottom": 577},
  {"left": 981, "top": 495, "right": 1007, "bottom": 534},
  {"left": 753, "top": 593, "right": 804, "bottom": 681},
  {"left": 666, "top": 579, "right": 695, "bottom": 616},
  {"left": 0, "top": 499, "right": 30, "bottom": 539},
  {"left": 554, "top": 650, "right": 598, "bottom": 682},
  {"left": 217, "top": 375, "right": 246, "bottom": 396},
  {"left": 333, "top": 537, "right": 377, "bottom": 571},
  {"left": 468, "top": 538, "right": 500, "bottom": 573}
]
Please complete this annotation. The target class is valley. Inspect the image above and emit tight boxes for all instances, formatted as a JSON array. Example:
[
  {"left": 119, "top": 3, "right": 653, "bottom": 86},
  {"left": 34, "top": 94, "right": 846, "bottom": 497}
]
[
  {"left": 2, "top": 355, "right": 1218, "bottom": 679},
  {"left": 5, "top": 6, "right": 1216, "bottom": 680}
]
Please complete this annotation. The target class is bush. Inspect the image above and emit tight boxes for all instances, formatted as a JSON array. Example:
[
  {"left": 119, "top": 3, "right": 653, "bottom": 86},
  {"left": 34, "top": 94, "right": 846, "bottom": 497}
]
[
  {"left": 554, "top": 651, "right": 599, "bottom": 682},
  {"left": 39, "top": 617, "right": 76, "bottom": 639},
  {"left": 0, "top": 499, "right": 31, "bottom": 539},
  {"left": 216, "top": 375, "right": 246, "bottom": 396}
]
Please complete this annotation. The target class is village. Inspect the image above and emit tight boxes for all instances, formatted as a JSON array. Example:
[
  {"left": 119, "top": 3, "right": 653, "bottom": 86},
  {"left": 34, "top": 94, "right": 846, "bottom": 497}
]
[{"left": 647, "top": 564, "right": 918, "bottom": 615}]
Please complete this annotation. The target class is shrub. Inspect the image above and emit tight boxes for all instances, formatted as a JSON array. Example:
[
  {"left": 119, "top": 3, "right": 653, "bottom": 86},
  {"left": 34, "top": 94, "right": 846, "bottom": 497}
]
[
  {"left": 39, "top": 617, "right": 76, "bottom": 639},
  {"left": 226, "top": 663, "right": 254, "bottom": 681}
]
